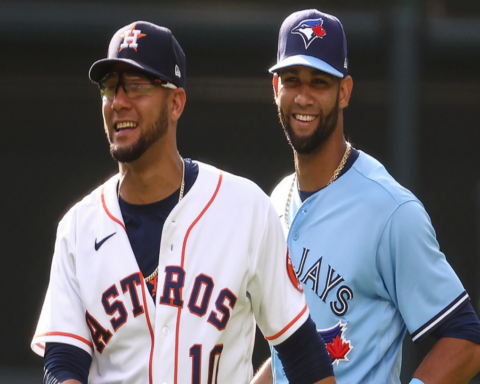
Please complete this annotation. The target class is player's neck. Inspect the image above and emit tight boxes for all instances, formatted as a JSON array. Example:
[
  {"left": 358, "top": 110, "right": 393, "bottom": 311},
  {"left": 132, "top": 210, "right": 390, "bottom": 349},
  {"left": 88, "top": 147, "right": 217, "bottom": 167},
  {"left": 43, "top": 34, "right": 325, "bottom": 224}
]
[
  {"left": 118, "top": 140, "right": 184, "bottom": 205},
  {"left": 295, "top": 130, "right": 347, "bottom": 193}
]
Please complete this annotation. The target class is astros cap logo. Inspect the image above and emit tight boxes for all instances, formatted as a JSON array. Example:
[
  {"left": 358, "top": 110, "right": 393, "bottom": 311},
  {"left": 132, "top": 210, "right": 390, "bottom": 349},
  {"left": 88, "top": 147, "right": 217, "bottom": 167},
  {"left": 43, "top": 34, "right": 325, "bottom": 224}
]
[
  {"left": 119, "top": 24, "right": 147, "bottom": 52},
  {"left": 291, "top": 18, "right": 326, "bottom": 49}
]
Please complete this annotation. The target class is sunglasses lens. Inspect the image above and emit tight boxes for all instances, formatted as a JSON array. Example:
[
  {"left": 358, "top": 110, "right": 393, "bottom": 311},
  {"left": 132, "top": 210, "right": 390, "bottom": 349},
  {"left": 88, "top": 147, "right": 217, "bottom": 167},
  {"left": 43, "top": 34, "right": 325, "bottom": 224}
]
[
  {"left": 122, "top": 73, "right": 156, "bottom": 98},
  {"left": 100, "top": 74, "right": 120, "bottom": 100},
  {"left": 99, "top": 72, "right": 168, "bottom": 99}
]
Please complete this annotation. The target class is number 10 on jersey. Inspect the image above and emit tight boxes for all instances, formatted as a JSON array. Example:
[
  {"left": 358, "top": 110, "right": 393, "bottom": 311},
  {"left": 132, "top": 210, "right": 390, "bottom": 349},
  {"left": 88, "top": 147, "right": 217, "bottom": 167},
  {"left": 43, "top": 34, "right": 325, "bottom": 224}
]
[{"left": 190, "top": 344, "right": 223, "bottom": 384}]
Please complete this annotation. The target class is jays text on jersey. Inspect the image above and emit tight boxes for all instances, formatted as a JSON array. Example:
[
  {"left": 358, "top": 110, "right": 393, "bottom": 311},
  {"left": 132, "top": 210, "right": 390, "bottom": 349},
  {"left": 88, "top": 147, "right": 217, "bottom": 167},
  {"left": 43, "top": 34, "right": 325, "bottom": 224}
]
[
  {"left": 32, "top": 161, "right": 309, "bottom": 384},
  {"left": 270, "top": 152, "right": 468, "bottom": 384}
]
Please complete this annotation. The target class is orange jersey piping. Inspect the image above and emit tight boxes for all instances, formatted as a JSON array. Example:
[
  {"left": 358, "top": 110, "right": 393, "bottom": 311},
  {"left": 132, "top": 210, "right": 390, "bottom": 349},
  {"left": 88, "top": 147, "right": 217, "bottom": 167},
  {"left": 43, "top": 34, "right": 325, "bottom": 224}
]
[
  {"left": 34, "top": 331, "right": 93, "bottom": 349},
  {"left": 264, "top": 303, "right": 308, "bottom": 341},
  {"left": 140, "top": 272, "right": 155, "bottom": 384},
  {"left": 174, "top": 171, "right": 223, "bottom": 384},
  {"left": 101, "top": 184, "right": 126, "bottom": 232},
  {"left": 102, "top": 184, "right": 155, "bottom": 382}
]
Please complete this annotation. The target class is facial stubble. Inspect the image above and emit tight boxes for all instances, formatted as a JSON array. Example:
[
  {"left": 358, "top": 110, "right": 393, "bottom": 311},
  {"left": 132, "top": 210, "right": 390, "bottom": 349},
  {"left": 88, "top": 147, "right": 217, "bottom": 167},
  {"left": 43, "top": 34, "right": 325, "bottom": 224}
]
[
  {"left": 108, "top": 102, "right": 169, "bottom": 163},
  {"left": 278, "top": 90, "right": 340, "bottom": 155}
]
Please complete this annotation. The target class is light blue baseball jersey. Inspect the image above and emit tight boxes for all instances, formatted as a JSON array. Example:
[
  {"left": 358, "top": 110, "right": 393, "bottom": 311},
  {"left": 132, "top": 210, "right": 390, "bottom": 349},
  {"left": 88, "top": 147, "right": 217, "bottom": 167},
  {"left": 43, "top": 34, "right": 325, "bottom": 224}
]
[{"left": 270, "top": 151, "right": 468, "bottom": 384}]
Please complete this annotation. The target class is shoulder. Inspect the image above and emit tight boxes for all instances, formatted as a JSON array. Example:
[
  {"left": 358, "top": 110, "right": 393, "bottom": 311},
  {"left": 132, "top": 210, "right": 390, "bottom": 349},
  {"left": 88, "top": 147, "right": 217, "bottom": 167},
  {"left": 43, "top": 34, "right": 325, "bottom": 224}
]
[
  {"left": 385, "top": 199, "right": 433, "bottom": 233},
  {"left": 270, "top": 173, "right": 295, "bottom": 214},
  {"left": 193, "top": 161, "right": 278, "bottom": 230},
  {"left": 348, "top": 152, "right": 420, "bottom": 207},
  {"left": 57, "top": 174, "right": 119, "bottom": 233},
  {"left": 196, "top": 161, "right": 270, "bottom": 202}
]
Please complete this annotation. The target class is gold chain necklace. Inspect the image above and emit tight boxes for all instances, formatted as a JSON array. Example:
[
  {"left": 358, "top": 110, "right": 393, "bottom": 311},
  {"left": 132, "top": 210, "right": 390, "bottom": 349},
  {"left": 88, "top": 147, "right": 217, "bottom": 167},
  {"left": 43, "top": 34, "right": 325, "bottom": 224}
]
[
  {"left": 284, "top": 143, "right": 351, "bottom": 230},
  {"left": 118, "top": 158, "right": 186, "bottom": 283}
]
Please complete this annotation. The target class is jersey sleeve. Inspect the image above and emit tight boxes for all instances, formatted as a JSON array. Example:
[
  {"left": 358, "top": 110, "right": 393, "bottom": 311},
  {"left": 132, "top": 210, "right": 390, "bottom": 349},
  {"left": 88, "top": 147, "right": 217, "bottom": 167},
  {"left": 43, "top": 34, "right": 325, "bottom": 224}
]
[
  {"left": 248, "top": 201, "right": 309, "bottom": 346},
  {"left": 376, "top": 200, "right": 468, "bottom": 343},
  {"left": 31, "top": 211, "right": 93, "bottom": 357}
]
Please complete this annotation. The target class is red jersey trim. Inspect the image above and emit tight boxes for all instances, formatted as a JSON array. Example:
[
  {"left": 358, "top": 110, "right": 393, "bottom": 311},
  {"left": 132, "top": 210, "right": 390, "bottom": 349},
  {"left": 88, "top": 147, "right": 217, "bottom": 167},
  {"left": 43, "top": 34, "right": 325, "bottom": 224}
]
[
  {"left": 101, "top": 183, "right": 154, "bottom": 382},
  {"left": 174, "top": 171, "right": 223, "bottom": 384},
  {"left": 101, "top": 184, "right": 126, "bottom": 232},
  {"left": 264, "top": 304, "right": 308, "bottom": 341},
  {"left": 286, "top": 248, "right": 303, "bottom": 293},
  {"left": 34, "top": 332, "right": 94, "bottom": 349},
  {"left": 140, "top": 272, "right": 155, "bottom": 384}
]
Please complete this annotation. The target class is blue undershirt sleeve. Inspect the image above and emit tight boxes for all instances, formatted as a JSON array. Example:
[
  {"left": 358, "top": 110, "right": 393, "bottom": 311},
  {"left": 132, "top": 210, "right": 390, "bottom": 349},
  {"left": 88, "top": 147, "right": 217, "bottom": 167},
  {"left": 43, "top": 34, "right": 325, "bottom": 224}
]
[
  {"left": 273, "top": 315, "right": 334, "bottom": 383},
  {"left": 44, "top": 342, "right": 91, "bottom": 384},
  {"left": 430, "top": 301, "right": 480, "bottom": 344}
]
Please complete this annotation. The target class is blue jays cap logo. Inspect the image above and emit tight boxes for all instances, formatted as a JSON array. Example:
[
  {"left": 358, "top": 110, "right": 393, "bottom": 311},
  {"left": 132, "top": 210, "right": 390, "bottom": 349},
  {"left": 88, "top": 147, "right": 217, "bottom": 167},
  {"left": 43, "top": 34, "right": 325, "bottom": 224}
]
[
  {"left": 291, "top": 18, "right": 327, "bottom": 49},
  {"left": 318, "top": 321, "right": 353, "bottom": 365}
]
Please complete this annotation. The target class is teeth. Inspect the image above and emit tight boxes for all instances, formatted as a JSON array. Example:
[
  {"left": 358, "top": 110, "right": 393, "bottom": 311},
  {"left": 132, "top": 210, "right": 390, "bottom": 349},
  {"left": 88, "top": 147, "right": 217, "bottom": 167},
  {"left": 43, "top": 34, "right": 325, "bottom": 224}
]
[
  {"left": 295, "top": 114, "right": 316, "bottom": 122},
  {"left": 116, "top": 121, "right": 137, "bottom": 129}
]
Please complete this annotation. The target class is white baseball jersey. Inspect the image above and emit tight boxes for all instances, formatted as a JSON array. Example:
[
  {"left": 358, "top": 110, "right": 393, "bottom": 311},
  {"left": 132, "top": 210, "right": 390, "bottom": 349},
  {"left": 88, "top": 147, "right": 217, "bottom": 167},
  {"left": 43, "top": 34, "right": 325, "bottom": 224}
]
[
  {"left": 32, "top": 161, "right": 309, "bottom": 384},
  {"left": 270, "top": 152, "right": 467, "bottom": 384}
]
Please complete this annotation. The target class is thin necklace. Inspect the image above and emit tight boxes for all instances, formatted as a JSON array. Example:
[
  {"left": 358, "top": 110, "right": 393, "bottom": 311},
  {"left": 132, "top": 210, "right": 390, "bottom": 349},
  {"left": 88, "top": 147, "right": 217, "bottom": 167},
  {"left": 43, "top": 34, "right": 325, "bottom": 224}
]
[
  {"left": 284, "top": 142, "right": 351, "bottom": 230},
  {"left": 118, "top": 158, "right": 186, "bottom": 283}
]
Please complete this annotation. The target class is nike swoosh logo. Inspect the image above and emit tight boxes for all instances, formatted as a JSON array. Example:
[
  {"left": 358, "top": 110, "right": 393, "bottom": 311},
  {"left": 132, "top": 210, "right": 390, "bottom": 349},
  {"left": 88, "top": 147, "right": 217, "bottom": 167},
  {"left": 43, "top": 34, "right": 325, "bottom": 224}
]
[{"left": 95, "top": 232, "right": 116, "bottom": 251}]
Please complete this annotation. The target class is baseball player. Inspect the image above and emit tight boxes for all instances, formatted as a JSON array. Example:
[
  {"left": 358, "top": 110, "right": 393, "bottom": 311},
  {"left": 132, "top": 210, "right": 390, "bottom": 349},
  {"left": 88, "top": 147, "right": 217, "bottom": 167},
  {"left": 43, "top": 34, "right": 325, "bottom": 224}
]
[
  {"left": 31, "top": 21, "right": 336, "bottom": 384},
  {"left": 252, "top": 9, "right": 480, "bottom": 384}
]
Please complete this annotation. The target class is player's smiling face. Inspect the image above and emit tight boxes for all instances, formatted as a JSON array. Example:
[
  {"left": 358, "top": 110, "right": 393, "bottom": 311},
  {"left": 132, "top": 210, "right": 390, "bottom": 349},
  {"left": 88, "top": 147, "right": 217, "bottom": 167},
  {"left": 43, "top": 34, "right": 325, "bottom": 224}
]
[
  {"left": 101, "top": 64, "right": 171, "bottom": 163},
  {"left": 275, "top": 65, "right": 342, "bottom": 155}
]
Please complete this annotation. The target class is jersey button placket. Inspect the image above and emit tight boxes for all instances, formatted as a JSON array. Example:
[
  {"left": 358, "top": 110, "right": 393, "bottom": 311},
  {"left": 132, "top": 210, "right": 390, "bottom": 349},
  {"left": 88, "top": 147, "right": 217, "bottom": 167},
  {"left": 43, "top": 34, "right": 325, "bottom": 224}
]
[
  {"left": 292, "top": 201, "right": 310, "bottom": 241},
  {"left": 170, "top": 219, "right": 176, "bottom": 255},
  {"left": 162, "top": 326, "right": 169, "bottom": 336},
  {"left": 290, "top": 215, "right": 300, "bottom": 240}
]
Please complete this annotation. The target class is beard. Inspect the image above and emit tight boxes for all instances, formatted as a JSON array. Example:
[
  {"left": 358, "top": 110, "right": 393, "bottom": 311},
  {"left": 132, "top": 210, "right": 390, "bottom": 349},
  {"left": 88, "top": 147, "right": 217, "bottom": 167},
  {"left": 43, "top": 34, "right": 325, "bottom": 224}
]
[
  {"left": 278, "top": 96, "right": 339, "bottom": 155},
  {"left": 108, "top": 103, "right": 168, "bottom": 163}
]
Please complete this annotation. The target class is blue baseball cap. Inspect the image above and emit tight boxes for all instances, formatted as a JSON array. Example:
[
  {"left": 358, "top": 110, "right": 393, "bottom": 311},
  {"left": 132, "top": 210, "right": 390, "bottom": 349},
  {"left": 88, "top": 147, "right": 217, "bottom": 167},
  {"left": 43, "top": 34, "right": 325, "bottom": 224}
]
[
  {"left": 89, "top": 21, "right": 186, "bottom": 89},
  {"left": 269, "top": 9, "right": 348, "bottom": 78}
]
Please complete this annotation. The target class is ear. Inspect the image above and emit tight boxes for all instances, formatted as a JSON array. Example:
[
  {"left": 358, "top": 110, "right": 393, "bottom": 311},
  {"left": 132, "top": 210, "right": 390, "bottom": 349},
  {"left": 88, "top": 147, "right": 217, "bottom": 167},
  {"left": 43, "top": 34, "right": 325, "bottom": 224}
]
[
  {"left": 272, "top": 74, "right": 279, "bottom": 104},
  {"left": 272, "top": 74, "right": 279, "bottom": 93},
  {"left": 170, "top": 88, "right": 187, "bottom": 122},
  {"left": 338, "top": 75, "right": 353, "bottom": 109}
]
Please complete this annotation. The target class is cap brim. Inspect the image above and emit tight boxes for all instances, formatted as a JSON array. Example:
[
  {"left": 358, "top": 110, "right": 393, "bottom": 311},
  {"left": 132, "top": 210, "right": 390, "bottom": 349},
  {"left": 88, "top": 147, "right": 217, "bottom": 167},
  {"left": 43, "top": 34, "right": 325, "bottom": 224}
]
[
  {"left": 268, "top": 55, "right": 344, "bottom": 78},
  {"left": 89, "top": 58, "right": 175, "bottom": 84}
]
